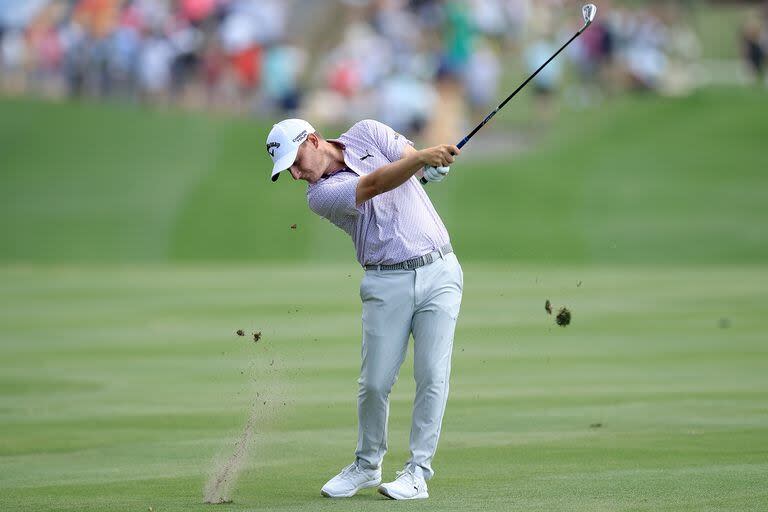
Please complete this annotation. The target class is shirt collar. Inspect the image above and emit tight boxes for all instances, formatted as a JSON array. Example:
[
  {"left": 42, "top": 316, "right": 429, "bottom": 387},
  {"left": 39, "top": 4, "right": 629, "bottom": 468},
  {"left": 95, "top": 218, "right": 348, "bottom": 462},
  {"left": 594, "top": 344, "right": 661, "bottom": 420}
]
[{"left": 326, "top": 138, "right": 361, "bottom": 177}]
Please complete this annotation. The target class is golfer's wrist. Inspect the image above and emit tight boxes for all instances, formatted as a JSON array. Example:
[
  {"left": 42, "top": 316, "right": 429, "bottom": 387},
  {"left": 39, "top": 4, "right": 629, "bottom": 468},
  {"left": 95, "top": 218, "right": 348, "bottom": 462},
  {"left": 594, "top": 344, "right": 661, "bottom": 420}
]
[{"left": 414, "top": 150, "right": 428, "bottom": 167}]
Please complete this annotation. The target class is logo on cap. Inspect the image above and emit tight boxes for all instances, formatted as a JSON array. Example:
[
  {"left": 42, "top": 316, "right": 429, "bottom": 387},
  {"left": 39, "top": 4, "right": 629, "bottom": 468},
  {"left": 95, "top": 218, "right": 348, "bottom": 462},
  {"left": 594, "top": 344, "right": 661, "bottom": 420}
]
[
  {"left": 266, "top": 141, "right": 280, "bottom": 157},
  {"left": 292, "top": 130, "right": 308, "bottom": 143}
]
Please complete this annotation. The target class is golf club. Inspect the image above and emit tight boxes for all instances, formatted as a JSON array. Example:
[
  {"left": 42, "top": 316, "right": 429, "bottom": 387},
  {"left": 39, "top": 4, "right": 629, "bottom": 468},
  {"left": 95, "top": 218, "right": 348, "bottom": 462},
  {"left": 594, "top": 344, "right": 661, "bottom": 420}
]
[{"left": 421, "top": 3, "right": 598, "bottom": 184}]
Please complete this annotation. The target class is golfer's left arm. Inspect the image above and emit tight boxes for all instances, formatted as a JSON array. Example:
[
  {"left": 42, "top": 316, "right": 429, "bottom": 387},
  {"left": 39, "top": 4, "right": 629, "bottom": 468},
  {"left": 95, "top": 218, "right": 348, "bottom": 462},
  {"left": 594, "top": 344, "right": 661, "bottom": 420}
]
[
  {"left": 355, "top": 144, "right": 458, "bottom": 206},
  {"left": 403, "top": 145, "right": 425, "bottom": 179}
]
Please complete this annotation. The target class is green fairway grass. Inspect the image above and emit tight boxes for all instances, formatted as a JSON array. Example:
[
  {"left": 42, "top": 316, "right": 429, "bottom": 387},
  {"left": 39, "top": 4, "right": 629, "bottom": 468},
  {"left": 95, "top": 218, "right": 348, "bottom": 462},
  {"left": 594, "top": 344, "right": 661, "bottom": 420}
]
[
  {"left": 1, "top": 87, "right": 767, "bottom": 264},
  {"left": 1, "top": 86, "right": 767, "bottom": 510},
  {"left": 1, "top": 264, "right": 766, "bottom": 511}
]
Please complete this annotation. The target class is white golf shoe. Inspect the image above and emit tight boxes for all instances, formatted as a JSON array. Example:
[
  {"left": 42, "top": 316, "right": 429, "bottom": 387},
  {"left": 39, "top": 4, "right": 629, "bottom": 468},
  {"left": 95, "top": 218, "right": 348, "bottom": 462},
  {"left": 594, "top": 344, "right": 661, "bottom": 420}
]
[
  {"left": 377, "top": 467, "right": 429, "bottom": 500},
  {"left": 321, "top": 462, "right": 381, "bottom": 498}
]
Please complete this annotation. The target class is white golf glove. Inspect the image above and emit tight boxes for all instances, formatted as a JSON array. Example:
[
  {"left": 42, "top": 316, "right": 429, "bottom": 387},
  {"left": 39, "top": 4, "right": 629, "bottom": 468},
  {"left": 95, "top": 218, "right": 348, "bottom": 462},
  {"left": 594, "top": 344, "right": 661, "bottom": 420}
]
[{"left": 422, "top": 165, "right": 450, "bottom": 183}]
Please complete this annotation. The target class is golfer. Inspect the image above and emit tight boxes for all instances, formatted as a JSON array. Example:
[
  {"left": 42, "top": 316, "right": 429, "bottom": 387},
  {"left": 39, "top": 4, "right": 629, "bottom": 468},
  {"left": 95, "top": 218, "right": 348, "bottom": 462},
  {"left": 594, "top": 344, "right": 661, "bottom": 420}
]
[{"left": 266, "top": 118, "right": 463, "bottom": 500}]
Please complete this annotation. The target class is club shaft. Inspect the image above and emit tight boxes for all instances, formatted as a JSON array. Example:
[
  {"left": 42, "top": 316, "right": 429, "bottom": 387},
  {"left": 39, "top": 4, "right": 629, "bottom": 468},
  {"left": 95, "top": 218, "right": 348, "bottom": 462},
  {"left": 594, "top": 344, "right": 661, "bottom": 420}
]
[
  {"left": 458, "top": 28, "right": 583, "bottom": 150},
  {"left": 420, "top": 24, "right": 588, "bottom": 184}
]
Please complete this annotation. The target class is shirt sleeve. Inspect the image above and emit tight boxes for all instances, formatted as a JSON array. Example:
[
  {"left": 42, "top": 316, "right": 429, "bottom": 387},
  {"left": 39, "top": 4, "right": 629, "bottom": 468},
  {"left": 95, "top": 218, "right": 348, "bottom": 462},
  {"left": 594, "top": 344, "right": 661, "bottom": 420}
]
[
  {"left": 360, "top": 119, "right": 414, "bottom": 163},
  {"left": 307, "top": 172, "right": 362, "bottom": 220}
]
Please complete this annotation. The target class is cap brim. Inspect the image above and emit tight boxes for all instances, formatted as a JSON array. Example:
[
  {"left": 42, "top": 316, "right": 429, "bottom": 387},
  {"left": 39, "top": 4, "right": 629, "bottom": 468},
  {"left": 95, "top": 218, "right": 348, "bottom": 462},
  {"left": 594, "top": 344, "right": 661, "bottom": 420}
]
[{"left": 270, "top": 148, "right": 299, "bottom": 182}]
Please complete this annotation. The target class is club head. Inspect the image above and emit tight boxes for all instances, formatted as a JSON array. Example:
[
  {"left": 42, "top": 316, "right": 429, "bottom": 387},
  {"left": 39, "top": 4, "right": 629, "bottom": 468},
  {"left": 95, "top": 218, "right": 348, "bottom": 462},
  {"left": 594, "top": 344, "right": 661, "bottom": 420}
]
[{"left": 582, "top": 4, "right": 597, "bottom": 28}]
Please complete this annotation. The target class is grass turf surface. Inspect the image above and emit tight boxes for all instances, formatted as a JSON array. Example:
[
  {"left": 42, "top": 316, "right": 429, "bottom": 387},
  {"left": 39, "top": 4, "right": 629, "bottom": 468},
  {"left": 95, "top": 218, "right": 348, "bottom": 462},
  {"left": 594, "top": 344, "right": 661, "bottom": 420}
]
[
  {"left": 1, "top": 264, "right": 767, "bottom": 511},
  {"left": 1, "top": 87, "right": 767, "bottom": 264},
  {"left": 1, "top": 85, "right": 767, "bottom": 509}
]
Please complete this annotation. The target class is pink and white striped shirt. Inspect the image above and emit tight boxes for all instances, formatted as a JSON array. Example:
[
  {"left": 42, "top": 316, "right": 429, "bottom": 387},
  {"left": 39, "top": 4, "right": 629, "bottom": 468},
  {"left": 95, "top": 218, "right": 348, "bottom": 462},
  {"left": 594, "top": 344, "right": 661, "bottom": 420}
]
[{"left": 307, "top": 119, "right": 450, "bottom": 266}]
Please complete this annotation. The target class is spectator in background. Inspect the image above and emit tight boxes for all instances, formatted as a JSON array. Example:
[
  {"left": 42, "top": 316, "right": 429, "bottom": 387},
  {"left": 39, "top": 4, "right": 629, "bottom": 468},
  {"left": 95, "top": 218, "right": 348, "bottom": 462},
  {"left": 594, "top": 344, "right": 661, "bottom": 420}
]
[
  {"left": 261, "top": 39, "right": 307, "bottom": 114},
  {"left": 501, "top": 0, "right": 531, "bottom": 49},
  {"left": 660, "top": 4, "right": 700, "bottom": 96},
  {"left": 438, "top": 0, "right": 474, "bottom": 77},
  {"left": 462, "top": 37, "right": 500, "bottom": 121},
  {"left": 60, "top": 17, "right": 88, "bottom": 97},
  {"left": 137, "top": 27, "right": 174, "bottom": 104},
  {"left": 524, "top": 24, "right": 563, "bottom": 120},
  {"left": 526, "top": 38, "right": 561, "bottom": 107},
  {"left": 377, "top": 57, "right": 437, "bottom": 134},
  {"left": 1, "top": 27, "right": 28, "bottom": 94},
  {"left": 167, "top": 18, "right": 204, "bottom": 107},
  {"left": 742, "top": 19, "right": 765, "bottom": 85},
  {"left": 424, "top": 0, "right": 473, "bottom": 147},
  {"left": 106, "top": 8, "right": 141, "bottom": 100},
  {"left": 25, "top": 2, "right": 65, "bottom": 97},
  {"left": 622, "top": 8, "right": 668, "bottom": 91},
  {"left": 568, "top": 10, "right": 615, "bottom": 106},
  {"left": 201, "top": 34, "right": 226, "bottom": 109},
  {"left": 220, "top": 8, "right": 261, "bottom": 105}
]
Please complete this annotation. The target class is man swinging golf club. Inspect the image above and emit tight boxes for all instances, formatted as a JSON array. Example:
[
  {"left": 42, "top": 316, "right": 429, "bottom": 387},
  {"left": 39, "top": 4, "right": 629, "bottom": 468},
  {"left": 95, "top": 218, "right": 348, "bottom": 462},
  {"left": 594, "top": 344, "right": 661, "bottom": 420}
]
[
  {"left": 266, "top": 118, "right": 463, "bottom": 500},
  {"left": 264, "top": 4, "right": 598, "bottom": 500}
]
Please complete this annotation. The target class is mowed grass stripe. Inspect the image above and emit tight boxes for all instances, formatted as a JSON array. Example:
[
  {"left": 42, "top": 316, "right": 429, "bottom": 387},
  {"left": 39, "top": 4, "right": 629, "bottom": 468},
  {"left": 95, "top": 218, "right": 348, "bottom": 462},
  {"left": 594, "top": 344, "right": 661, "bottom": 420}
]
[
  {"left": 1, "top": 264, "right": 767, "bottom": 510},
  {"left": 2, "top": 87, "right": 767, "bottom": 264}
]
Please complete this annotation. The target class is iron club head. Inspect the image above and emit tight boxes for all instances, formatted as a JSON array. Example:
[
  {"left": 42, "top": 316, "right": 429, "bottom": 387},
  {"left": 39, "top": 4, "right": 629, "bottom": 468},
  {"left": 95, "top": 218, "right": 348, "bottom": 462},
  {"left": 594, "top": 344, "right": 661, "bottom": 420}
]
[{"left": 582, "top": 4, "right": 597, "bottom": 28}]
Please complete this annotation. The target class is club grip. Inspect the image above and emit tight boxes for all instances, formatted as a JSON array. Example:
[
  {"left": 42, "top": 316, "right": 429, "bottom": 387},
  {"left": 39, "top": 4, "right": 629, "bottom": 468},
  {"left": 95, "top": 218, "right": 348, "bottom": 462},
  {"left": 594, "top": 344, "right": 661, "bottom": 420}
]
[{"left": 420, "top": 149, "right": 459, "bottom": 185}]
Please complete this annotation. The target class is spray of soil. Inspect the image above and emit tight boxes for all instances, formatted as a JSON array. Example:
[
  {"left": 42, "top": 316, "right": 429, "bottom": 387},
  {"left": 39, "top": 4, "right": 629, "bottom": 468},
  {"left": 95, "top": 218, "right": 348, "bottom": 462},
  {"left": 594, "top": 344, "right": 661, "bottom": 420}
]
[
  {"left": 203, "top": 328, "right": 293, "bottom": 504},
  {"left": 204, "top": 341, "right": 289, "bottom": 505},
  {"left": 203, "top": 402, "right": 258, "bottom": 504}
]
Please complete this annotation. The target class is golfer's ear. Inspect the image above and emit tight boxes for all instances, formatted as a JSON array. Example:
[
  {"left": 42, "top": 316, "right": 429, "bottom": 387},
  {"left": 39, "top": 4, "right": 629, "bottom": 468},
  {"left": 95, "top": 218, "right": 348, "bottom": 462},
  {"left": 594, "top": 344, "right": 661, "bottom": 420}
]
[{"left": 308, "top": 132, "right": 320, "bottom": 148}]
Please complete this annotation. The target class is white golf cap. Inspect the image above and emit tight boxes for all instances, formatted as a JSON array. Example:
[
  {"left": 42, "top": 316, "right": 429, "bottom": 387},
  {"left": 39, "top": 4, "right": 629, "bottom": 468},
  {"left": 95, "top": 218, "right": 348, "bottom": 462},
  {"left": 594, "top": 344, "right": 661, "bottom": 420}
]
[{"left": 265, "top": 118, "right": 316, "bottom": 182}]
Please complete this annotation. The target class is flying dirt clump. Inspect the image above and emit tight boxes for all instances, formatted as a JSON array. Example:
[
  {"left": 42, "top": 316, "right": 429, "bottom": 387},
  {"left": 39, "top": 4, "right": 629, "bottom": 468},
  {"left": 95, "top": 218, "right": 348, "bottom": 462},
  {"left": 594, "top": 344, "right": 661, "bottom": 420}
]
[
  {"left": 234, "top": 329, "right": 262, "bottom": 342},
  {"left": 556, "top": 307, "right": 572, "bottom": 327},
  {"left": 545, "top": 300, "right": 572, "bottom": 327}
]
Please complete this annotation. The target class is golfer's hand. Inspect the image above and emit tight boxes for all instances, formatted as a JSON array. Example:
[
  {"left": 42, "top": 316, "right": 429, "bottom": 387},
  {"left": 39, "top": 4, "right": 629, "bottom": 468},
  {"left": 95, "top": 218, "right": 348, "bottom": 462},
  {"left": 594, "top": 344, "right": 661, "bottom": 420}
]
[
  {"left": 422, "top": 165, "right": 450, "bottom": 183},
  {"left": 419, "top": 144, "right": 459, "bottom": 168}
]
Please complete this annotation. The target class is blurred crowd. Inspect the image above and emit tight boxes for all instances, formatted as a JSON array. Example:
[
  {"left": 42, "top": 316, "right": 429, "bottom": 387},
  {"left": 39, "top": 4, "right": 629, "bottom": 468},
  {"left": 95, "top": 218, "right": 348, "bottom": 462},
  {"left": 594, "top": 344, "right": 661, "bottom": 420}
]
[
  {"left": 0, "top": 0, "right": 300, "bottom": 111},
  {"left": 1, "top": 0, "right": 762, "bottom": 140}
]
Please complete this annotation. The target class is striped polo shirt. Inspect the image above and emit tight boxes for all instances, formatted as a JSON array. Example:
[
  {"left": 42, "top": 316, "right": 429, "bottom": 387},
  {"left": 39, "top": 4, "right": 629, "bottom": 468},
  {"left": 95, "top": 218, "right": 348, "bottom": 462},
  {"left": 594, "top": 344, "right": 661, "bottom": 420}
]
[{"left": 306, "top": 119, "right": 450, "bottom": 266}]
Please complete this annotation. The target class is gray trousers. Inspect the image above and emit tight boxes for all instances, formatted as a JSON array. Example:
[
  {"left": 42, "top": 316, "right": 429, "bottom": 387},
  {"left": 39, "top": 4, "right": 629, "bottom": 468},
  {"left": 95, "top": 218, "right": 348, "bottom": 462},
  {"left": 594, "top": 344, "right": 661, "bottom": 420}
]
[{"left": 355, "top": 252, "right": 463, "bottom": 480}]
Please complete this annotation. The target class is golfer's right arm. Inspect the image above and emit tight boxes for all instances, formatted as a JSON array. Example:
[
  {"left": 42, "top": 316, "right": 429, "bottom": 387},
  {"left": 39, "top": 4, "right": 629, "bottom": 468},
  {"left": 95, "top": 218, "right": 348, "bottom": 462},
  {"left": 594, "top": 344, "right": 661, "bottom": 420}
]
[{"left": 355, "top": 144, "right": 459, "bottom": 206}]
